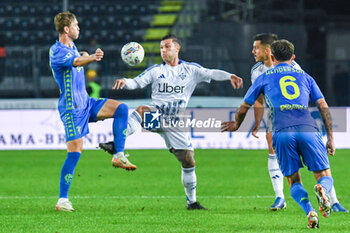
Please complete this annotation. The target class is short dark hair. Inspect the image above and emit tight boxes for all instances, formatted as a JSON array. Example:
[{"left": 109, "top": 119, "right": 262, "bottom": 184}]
[
  {"left": 271, "top": 39, "right": 294, "bottom": 61},
  {"left": 161, "top": 34, "right": 181, "bottom": 45},
  {"left": 253, "top": 33, "right": 278, "bottom": 46}
]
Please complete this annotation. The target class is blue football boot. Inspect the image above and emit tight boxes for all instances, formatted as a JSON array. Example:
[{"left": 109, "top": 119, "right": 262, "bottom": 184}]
[
  {"left": 331, "top": 203, "right": 349, "bottom": 213},
  {"left": 270, "top": 197, "right": 287, "bottom": 211}
]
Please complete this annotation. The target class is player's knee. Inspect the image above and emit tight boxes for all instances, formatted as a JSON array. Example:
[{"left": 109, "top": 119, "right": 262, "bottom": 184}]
[
  {"left": 114, "top": 103, "right": 128, "bottom": 118},
  {"left": 67, "top": 139, "right": 83, "bottom": 153},
  {"left": 182, "top": 154, "right": 195, "bottom": 168},
  {"left": 136, "top": 105, "right": 150, "bottom": 117},
  {"left": 184, "top": 160, "right": 195, "bottom": 168},
  {"left": 171, "top": 149, "right": 195, "bottom": 168}
]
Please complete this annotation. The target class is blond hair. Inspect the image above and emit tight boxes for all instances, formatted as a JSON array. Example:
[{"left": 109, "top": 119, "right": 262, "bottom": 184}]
[{"left": 54, "top": 11, "right": 76, "bottom": 34}]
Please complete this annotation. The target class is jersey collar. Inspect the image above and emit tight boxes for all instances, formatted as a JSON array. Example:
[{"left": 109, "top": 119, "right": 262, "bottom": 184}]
[
  {"left": 275, "top": 63, "right": 292, "bottom": 68},
  {"left": 162, "top": 59, "right": 183, "bottom": 65}
]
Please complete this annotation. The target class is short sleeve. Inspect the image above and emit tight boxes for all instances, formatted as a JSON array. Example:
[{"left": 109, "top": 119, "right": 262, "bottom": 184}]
[
  {"left": 308, "top": 75, "right": 324, "bottom": 104},
  {"left": 51, "top": 47, "right": 78, "bottom": 69}
]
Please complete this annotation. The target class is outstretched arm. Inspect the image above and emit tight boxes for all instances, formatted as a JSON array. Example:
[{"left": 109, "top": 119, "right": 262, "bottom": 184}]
[
  {"left": 209, "top": 70, "right": 243, "bottom": 89},
  {"left": 221, "top": 102, "right": 251, "bottom": 132},
  {"left": 197, "top": 68, "right": 243, "bottom": 89},
  {"left": 113, "top": 78, "right": 140, "bottom": 90},
  {"left": 316, "top": 98, "right": 335, "bottom": 156},
  {"left": 73, "top": 48, "right": 104, "bottom": 67},
  {"left": 114, "top": 66, "right": 155, "bottom": 90}
]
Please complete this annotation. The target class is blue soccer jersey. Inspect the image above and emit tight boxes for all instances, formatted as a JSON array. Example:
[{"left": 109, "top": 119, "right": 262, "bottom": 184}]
[
  {"left": 244, "top": 63, "right": 324, "bottom": 132},
  {"left": 49, "top": 40, "right": 89, "bottom": 113}
]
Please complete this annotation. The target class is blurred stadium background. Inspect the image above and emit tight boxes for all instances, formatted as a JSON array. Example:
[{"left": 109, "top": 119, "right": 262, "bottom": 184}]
[{"left": 0, "top": 0, "right": 349, "bottom": 105}]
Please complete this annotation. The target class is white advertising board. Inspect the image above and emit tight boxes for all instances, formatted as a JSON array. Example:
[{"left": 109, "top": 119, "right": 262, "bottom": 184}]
[{"left": 0, "top": 108, "right": 348, "bottom": 150}]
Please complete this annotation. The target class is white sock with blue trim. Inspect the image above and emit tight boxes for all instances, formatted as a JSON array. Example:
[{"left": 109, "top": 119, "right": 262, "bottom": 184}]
[
  {"left": 268, "top": 154, "right": 284, "bottom": 199},
  {"left": 327, "top": 185, "right": 338, "bottom": 205},
  {"left": 182, "top": 167, "right": 197, "bottom": 204},
  {"left": 126, "top": 111, "right": 142, "bottom": 137}
]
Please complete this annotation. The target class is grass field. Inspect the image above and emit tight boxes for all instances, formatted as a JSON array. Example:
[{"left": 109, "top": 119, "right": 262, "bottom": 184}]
[{"left": 0, "top": 149, "right": 349, "bottom": 232}]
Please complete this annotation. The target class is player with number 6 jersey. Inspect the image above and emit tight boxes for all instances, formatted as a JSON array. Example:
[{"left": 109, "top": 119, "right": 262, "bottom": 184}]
[
  {"left": 250, "top": 33, "right": 301, "bottom": 211},
  {"left": 222, "top": 39, "right": 339, "bottom": 228},
  {"left": 249, "top": 33, "right": 347, "bottom": 213},
  {"left": 246, "top": 63, "right": 321, "bottom": 132}
]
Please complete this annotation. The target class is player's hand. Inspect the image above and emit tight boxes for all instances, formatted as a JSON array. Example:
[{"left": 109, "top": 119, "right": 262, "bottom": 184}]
[
  {"left": 221, "top": 121, "right": 238, "bottom": 132},
  {"left": 326, "top": 139, "right": 335, "bottom": 156},
  {"left": 113, "top": 79, "right": 126, "bottom": 90},
  {"left": 230, "top": 74, "right": 243, "bottom": 89},
  {"left": 94, "top": 48, "right": 104, "bottom": 61},
  {"left": 251, "top": 123, "right": 260, "bottom": 138}
]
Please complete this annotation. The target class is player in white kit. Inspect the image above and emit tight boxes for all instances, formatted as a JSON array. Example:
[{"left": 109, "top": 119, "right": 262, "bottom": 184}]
[
  {"left": 250, "top": 33, "right": 348, "bottom": 212},
  {"left": 100, "top": 34, "right": 243, "bottom": 210}
]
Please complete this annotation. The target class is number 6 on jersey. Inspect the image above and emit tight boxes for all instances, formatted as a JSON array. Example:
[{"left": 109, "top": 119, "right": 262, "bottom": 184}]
[{"left": 279, "top": 75, "right": 300, "bottom": 100}]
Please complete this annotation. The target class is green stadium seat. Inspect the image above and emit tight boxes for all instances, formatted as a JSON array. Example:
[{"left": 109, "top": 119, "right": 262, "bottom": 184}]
[
  {"left": 161, "top": 0, "right": 183, "bottom": 6},
  {"left": 151, "top": 14, "right": 178, "bottom": 26},
  {"left": 158, "top": 0, "right": 183, "bottom": 12},
  {"left": 158, "top": 5, "right": 182, "bottom": 13},
  {"left": 143, "top": 28, "right": 170, "bottom": 40}
]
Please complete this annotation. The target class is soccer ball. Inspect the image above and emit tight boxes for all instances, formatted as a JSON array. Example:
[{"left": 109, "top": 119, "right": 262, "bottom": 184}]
[{"left": 120, "top": 42, "right": 145, "bottom": 66}]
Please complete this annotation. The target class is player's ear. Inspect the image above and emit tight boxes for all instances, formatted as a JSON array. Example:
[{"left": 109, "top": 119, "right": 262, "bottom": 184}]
[
  {"left": 271, "top": 54, "right": 276, "bottom": 62},
  {"left": 291, "top": 54, "right": 296, "bottom": 61},
  {"left": 63, "top": 26, "right": 69, "bottom": 34},
  {"left": 176, "top": 43, "right": 181, "bottom": 51}
]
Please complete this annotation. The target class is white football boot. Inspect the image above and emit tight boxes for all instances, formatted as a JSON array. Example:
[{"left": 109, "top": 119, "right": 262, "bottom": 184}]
[{"left": 55, "top": 198, "right": 75, "bottom": 212}]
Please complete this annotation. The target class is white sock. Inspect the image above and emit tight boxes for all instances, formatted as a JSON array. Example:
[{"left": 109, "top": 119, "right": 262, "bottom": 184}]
[
  {"left": 268, "top": 154, "right": 284, "bottom": 199},
  {"left": 126, "top": 111, "right": 142, "bottom": 137},
  {"left": 182, "top": 167, "right": 197, "bottom": 204},
  {"left": 113, "top": 151, "right": 124, "bottom": 159},
  {"left": 58, "top": 197, "right": 69, "bottom": 204},
  {"left": 327, "top": 186, "right": 339, "bottom": 205}
]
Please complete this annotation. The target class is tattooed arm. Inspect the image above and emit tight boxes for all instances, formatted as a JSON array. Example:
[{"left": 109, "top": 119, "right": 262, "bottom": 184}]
[{"left": 316, "top": 98, "right": 335, "bottom": 156}]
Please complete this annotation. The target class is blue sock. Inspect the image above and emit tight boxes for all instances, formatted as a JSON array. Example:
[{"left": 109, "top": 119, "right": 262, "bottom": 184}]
[
  {"left": 317, "top": 176, "right": 333, "bottom": 193},
  {"left": 59, "top": 152, "right": 81, "bottom": 198},
  {"left": 290, "top": 183, "right": 315, "bottom": 215},
  {"left": 112, "top": 103, "right": 128, "bottom": 153}
]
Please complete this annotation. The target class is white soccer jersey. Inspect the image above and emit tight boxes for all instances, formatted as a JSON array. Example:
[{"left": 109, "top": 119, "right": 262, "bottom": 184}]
[
  {"left": 251, "top": 60, "right": 301, "bottom": 84},
  {"left": 124, "top": 60, "right": 232, "bottom": 113}
]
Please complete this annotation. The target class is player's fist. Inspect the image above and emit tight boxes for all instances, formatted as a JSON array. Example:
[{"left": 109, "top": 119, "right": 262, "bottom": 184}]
[
  {"left": 95, "top": 48, "right": 104, "bottom": 61},
  {"left": 326, "top": 139, "right": 335, "bottom": 156},
  {"left": 113, "top": 79, "right": 126, "bottom": 90}
]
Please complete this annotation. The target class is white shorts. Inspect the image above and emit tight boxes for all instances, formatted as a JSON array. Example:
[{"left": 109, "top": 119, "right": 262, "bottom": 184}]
[
  {"left": 158, "top": 128, "right": 193, "bottom": 151},
  {"left": 146, "top": 105, "right": 193, "bottom": 151}
]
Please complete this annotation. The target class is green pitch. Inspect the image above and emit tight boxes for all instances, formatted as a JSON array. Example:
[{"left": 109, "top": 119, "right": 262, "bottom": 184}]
[{"left": 0, "top": 149, "right": 349, "bottom": 232}]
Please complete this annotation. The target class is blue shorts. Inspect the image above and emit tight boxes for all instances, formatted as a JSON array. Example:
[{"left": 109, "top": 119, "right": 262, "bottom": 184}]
[
  {"left": 272, "top": 125, "right": 330, "bottom": 176},
  {"left": 60, "top": 98, "right": 107, "bottom": 142}
]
